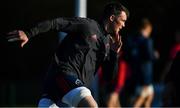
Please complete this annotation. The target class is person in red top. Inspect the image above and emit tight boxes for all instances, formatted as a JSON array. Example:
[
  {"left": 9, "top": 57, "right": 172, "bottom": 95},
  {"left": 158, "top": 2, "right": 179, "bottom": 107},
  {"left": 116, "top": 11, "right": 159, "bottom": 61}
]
[
  {"left": 98, "top": 51, "right": 129, "bottom": 107},
  {"left": 162, "top": 29, "right": 180, "bottom": 81},
  {"left": 163, "top": 51, "right": 180, "bottom": 106},
  {"left": 169, "top": 30, "right": 180, "bottom": 59}
]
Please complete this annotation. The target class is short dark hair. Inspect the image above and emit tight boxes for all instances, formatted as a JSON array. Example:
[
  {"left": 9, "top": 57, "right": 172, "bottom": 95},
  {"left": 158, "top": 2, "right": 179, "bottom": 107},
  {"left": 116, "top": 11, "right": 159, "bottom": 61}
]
[{"left": 102, "top": 2, "right": 130, "bottom": 20}]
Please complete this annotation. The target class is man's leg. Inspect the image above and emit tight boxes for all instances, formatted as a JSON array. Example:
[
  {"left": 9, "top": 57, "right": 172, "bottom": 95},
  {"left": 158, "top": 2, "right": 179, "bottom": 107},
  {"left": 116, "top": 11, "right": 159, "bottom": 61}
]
[
  {"left": 144, "top": 85, "right": 154, "bottom": 107},
  {"left": 62, "top": 86, "right": 98, "bottom": 107},
  {"left": 78, "top": 96, "right": 98, "bottom": 107}
]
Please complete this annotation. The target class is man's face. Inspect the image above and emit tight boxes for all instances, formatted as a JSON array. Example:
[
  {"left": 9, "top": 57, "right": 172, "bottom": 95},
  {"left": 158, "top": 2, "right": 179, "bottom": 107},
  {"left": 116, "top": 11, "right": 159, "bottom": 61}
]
[
  {"left": 109, "top": 11, "right": 127, "bottom": 35},
  {"left": 141, "top": 25, "right": 152, "bottom": 38}
]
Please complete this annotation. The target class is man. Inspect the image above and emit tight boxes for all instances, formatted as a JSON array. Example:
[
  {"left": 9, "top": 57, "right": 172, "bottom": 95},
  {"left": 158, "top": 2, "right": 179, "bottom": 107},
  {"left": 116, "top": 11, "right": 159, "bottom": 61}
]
[
  {"left": 123, "top": 18, "right": 156, "bottom": 107},
  {"left": 6, "top": 2, "right": 129, "bottom": 107}
]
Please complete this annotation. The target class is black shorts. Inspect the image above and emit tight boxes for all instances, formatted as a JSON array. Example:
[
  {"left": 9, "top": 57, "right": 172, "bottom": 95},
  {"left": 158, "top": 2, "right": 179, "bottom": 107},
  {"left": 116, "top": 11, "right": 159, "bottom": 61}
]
[{"left": 42, "top": 74, "right": 84, "bottom": 103}]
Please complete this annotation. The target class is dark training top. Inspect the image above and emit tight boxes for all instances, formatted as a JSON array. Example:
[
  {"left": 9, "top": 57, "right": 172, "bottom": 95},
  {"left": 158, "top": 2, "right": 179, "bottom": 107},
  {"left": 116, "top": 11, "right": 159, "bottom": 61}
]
[
  {"left": 25, "top": 17, "right": 119, "bottom": 87},
  {"left": 124, "top": 33, "right": 155, "bottom": 85}
]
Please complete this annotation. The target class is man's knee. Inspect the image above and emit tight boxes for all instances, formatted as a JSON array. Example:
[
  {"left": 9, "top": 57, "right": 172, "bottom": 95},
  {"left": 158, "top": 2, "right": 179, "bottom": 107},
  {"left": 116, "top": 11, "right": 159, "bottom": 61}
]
[
  {"left": 62, "top": 86, "right": 97, "bottom": 107},
  {"left": 78, "top": 96, "right": 98, "bottom": 107}
]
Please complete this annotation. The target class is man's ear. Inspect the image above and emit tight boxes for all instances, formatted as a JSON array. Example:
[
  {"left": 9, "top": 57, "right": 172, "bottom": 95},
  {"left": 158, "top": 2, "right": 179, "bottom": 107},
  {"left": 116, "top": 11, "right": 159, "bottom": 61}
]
[{"left": 109, "top": 15, "right": 115, "bottom": 22}]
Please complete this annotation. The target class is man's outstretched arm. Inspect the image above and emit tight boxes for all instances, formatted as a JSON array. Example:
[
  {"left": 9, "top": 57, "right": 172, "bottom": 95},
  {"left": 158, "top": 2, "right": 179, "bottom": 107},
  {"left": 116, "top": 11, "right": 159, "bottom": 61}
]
[{"left": 6, "top": 17, "right": 94, "bottom": 47}]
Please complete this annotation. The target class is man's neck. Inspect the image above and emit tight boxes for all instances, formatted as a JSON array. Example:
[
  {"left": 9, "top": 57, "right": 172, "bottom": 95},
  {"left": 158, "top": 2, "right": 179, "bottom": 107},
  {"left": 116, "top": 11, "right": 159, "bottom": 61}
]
[{"left": 102, "top": 20, "right": 111, "bottom": 34}]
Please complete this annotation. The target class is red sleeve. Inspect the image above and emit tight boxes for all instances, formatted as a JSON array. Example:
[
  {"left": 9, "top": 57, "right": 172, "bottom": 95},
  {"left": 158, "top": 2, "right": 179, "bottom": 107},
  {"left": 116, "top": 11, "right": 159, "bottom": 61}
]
[
  {"left": 170, "top": 44, "right": 180, "bottom": 59},
  {"left": 114, "top": 59, "right": 128, "bottom": 93},
  {"left": 98, "top": 58, "right": 129, "bottom": 93}
]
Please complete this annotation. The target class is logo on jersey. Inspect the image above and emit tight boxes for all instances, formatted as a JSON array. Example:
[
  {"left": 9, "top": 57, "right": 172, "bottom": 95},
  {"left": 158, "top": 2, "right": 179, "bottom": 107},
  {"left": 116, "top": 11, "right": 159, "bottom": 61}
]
[{"left": 90, "top": 34, "right": 98, "bottom": 42}]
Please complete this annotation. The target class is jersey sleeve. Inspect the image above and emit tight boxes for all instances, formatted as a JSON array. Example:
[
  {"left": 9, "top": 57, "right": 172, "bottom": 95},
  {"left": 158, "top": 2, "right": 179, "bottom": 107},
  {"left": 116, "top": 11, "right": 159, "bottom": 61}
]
[{"left": 25, "top": 17, "right": 96, "bottom": 38}]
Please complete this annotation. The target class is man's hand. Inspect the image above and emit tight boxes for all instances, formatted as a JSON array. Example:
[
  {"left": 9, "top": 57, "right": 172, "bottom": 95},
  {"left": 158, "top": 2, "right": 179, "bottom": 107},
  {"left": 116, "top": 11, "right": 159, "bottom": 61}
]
[
  {"left": 6, "top": 30, "right": 29, "bottom": 47},
  {"left": 110, "top": 33, "right": 122, "bottom": 53}
]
